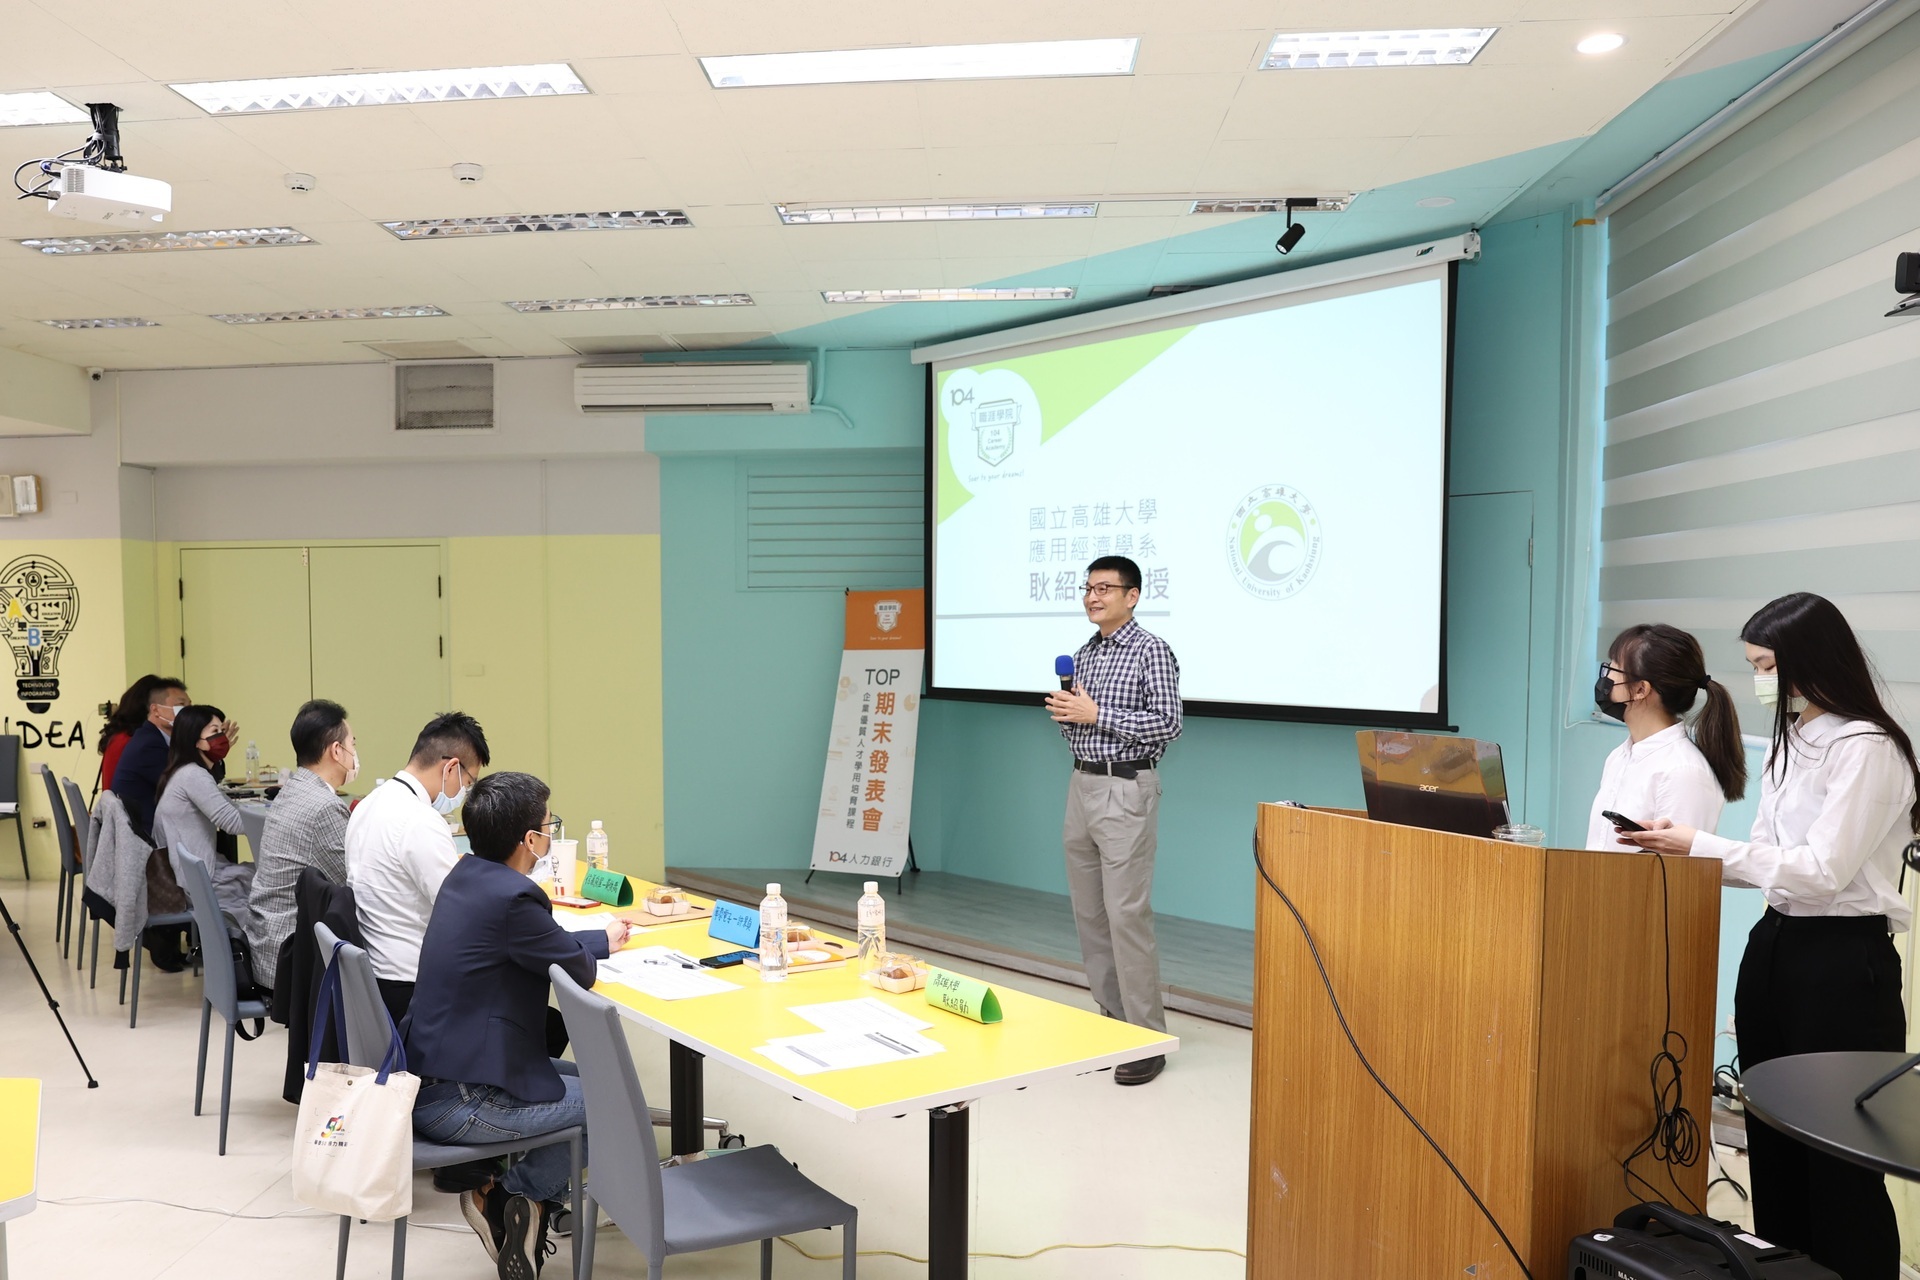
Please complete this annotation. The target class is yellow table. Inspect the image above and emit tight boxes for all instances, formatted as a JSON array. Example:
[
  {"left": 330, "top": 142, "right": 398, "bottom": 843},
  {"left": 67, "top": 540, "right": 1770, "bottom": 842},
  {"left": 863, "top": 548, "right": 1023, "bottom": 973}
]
[
  {"left": 556, "top": 876, "right": 1175, "bottom": 1278},
  {"left": 0, "top": 1079, "right": 41, "bottom": 1280}
]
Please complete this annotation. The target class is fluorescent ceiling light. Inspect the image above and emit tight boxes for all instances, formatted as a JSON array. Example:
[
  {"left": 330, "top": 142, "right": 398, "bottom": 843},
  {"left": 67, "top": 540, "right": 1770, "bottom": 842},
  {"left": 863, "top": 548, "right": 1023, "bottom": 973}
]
[
  {"left": 823, "top": 287, "right": 1075, "bottom": 303},
  {"left": 170, "top": 63, "right": 588, "bottom": 114},
  {"left": 380, "top": 211, "right": 689, "bottom": 239},
  {"left": 16, "top": 227, "right": 314, "bottom": 255},
  {"left": 1576, "top": 33, "right": 1627, "bottom": 55},
  {"left": 702, "top": 39, "right": 1137, "bottom": 88},
  {"left": 777, "top": 202, "right": 1096, "bottom": 224},
  {"left": 505, "top": 295, "right": 753, "bottom": 312},
  {"left": 211, "top": 305, "right": 447, "bottom": 324},
  {"left": 1262, "top": 29, "right": 1496, "bottom": 69},
  {"left": 39, "top": 316, "right": 160, "bottom": 329},
  {"left": 1190, "top": 195, "right": 1353, "bottom": 214},
  {"left": 0, "top": 91, "right": 88, "bottom": 128}
]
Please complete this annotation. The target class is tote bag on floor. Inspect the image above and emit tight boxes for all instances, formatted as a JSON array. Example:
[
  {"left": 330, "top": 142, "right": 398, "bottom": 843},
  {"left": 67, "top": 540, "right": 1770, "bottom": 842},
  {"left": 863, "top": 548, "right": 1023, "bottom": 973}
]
[{"left": 291, "top": 944, "right": 419, "bottom": 1221}]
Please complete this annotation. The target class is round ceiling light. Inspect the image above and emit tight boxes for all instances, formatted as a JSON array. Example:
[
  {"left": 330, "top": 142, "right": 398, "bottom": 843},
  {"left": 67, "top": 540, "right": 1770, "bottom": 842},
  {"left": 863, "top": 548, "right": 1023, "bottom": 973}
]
[
  {"left": 1577, "top": 33, "right": 1627, "bottom": 55},
  {"left": 1416, "top": 196, "right": 1455, "bottom": 208}
]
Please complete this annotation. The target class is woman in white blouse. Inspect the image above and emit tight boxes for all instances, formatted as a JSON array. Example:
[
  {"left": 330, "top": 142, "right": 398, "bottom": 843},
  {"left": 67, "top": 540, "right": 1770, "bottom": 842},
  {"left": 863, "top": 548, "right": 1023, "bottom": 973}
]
[
  {"left": 1587, "top": 623, "right": 1745, "bottom": 852},
  {"left": 1626, "top": 593, "right": 1920, "bottom": 1280}
]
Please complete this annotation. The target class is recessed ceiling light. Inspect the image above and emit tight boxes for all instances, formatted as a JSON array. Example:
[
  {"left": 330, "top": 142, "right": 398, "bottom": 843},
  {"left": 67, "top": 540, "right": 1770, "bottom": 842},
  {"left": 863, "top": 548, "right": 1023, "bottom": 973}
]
[
  {"left": 211, "top": 305, "right": 447, "bottom": 324},
  {"left": 1576, "top": 33, "right": 1627, "bottom": 55},
  {"left": 379, "top": 211, "right": 690, "bottom": 239},
  {"left": 777, "top": 202, "right": 1098, "bottom": 224},
  {"left": 505, "top": 295, "right": 754, "bottom": 312},
  {"left": 39, "top": 316, "right": 161, "bottom": 329},
  {"left": 16, "top": 227, "right": 314, "bottom": 255},
  {"left": 1262, "top": 29, "right": 1496, "bottom": 70},
  {"left": 1416, "top": 196, "right": 1456, "bottom": 208},
  {"left": 169, "top": 63, "right": 589, "bottom": 115},
  {"left": 1190, "top": 196, "right": 1353, "bottom": 214},
  {"left": 0, "top": 91, "right": 89, "bottom": 128},
  {"left": 702, "top": 39, "right": 1138, "bottom": 88},
  {"left": 823, "top": 287, "right": 1075, "bottom": 303}
]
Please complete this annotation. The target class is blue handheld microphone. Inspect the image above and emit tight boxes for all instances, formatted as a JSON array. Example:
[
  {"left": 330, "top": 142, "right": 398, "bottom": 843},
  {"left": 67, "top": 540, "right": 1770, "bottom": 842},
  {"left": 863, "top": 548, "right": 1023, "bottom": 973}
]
[{"left": 1054, "top": 654, "right": 1075, "bottom": 691}]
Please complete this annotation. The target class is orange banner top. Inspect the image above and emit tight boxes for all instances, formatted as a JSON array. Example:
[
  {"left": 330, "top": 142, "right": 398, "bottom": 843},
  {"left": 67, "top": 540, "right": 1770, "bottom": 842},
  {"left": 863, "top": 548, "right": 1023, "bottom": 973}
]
[{"left": 843, "top": 589, "right": 924, "bottom": 650}]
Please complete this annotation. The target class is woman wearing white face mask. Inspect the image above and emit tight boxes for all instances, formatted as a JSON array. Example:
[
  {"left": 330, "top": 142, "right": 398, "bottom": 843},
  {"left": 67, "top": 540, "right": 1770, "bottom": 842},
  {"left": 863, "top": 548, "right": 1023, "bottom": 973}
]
[
  {"left": 1588, "top": 623, "right": 1745, "bottom": 852},
  {"left": 244, "top": 699, "right": 358, "bottom": 992},
  {"left": 1625, "top": 593, "right": 1920, "bottom": 1279}
]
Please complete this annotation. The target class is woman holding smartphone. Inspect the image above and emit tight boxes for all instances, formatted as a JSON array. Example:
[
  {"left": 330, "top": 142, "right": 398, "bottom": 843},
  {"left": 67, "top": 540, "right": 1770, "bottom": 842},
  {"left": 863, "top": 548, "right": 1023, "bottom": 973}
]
[
  {"left": 1625, "top": 593, "right": 1920, "bottom": 1279},
  {"left": 1587, "top": 623, "right": 1746, "bottom": 851}
]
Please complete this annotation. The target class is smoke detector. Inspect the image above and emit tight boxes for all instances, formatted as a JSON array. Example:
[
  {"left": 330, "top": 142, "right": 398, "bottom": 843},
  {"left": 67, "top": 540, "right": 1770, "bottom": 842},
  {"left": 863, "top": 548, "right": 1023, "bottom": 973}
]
[
  {"left": 451, "top": 162, "right": 484, "bottom": 184},
  {"left": 283, "top": 172, "right": 316, "bottom": 192}
]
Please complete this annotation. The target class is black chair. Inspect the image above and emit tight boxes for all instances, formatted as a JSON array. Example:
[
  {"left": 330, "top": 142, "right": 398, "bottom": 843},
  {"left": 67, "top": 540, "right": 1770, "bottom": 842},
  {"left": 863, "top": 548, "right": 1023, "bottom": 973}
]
[
  {"left": 35, "top": 765, "right": 81, "bottom": 955},
  {"left": 0, "top": 735, "right": 27, "bottom": 878}
]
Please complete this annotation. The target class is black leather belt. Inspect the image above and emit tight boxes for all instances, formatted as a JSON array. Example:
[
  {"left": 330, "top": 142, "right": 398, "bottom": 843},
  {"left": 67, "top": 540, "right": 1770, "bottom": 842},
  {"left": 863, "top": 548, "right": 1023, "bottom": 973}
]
[{"left": 1073, "top": 758, "right": 1156, "bottom": 779}]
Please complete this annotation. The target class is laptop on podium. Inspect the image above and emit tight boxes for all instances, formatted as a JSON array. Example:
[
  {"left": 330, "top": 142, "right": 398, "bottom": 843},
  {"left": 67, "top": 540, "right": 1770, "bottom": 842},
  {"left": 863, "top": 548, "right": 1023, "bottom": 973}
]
[{"left": 1356, "top": 731, "right": 1511, "bottom": 840}]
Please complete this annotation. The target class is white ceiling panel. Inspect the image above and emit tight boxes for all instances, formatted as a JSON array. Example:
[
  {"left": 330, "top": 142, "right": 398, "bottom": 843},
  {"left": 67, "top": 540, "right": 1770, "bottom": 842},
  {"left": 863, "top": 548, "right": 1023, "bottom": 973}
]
[{"left": 0, "top": 0, "right": 1803, "bottom": 370}]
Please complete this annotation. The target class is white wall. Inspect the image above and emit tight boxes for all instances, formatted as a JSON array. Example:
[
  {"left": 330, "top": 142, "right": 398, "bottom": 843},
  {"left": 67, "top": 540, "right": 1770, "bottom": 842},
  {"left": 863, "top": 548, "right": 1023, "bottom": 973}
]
[
  {"left": 117, "top": 357, "right": 647, "bottom": 467},
  {"left": 0, "top": 384, "right": 125, "bottom": 539}
]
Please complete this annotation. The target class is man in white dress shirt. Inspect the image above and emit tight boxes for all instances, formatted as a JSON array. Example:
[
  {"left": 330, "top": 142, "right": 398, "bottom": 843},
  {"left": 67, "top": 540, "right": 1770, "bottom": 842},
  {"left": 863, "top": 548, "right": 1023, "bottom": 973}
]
[{"left": 345, "top": 711, "right": 490, "bottom": 1021}]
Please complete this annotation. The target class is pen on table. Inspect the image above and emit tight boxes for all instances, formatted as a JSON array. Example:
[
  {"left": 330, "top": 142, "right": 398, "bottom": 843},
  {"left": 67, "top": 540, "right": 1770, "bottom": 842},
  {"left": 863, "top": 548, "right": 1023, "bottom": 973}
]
[
  {"left": 866, "top": 1031, "right": 918, "bottom": 1056},
  {"left": 639, "top": 957, "right": 700, "bottom": 971}
]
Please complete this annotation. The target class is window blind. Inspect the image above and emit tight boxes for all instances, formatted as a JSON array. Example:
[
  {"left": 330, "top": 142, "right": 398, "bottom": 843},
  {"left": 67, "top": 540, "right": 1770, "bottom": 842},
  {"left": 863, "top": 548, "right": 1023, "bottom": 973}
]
[
  {"left": 737, "top": 454, "right": 924, "bottom": 591},
  {"left": 1600, "top": 12, "right": 1920, "bottom": 728}
]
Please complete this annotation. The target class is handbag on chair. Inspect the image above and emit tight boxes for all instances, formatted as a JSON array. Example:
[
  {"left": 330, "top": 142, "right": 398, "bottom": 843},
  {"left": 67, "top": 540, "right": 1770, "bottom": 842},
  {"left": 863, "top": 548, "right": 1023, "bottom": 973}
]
[{"left": 290, "top": 944, "right": 419, "bottom": 1222}]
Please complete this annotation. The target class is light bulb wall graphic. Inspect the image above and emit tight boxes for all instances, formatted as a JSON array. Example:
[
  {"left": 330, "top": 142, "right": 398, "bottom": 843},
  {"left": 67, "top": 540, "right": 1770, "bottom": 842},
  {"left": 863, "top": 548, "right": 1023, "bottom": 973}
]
[{"left": 1, "top": 555, "right": 81, "bottom": 713}]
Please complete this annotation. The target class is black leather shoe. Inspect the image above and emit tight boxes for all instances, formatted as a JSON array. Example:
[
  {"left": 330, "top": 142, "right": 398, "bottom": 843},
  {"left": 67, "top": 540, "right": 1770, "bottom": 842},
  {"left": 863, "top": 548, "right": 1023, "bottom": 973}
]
[{"left": 1114, "top": 1055, "right": 1165, "bottom": 1086}]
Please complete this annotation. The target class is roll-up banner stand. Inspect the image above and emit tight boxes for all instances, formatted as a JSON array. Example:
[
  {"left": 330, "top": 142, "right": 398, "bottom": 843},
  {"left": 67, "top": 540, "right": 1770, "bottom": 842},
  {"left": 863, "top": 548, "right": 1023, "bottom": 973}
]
[{"left": 808, "top": 589, "right": 923, "bottom": 879}]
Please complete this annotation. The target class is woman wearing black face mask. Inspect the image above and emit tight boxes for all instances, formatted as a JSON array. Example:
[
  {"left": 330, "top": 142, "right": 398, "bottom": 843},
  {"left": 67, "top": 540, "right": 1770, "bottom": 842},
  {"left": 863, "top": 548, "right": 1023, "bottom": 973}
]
[{"left": 1587, "top": 624, "right": 1746, "bottom": 851}]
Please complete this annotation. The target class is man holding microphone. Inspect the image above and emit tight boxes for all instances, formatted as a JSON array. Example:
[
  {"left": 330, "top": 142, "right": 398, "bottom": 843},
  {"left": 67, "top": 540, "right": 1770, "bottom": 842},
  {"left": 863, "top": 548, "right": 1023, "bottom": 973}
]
[{"left": 1047, "top": 555, "right": 1182, "bottom": 1085}]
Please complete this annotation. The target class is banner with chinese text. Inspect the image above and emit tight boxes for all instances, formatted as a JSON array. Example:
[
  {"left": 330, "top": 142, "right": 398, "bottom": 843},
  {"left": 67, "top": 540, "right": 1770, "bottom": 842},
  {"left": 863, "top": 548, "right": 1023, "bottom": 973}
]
[{"left": 809, "top": 589, "right": 923, "bottom": 878}]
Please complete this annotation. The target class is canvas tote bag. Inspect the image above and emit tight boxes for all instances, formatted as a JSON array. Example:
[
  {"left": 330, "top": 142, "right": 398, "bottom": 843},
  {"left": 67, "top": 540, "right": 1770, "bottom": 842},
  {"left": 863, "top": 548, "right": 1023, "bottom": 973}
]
[{"left": 291, "top": 943, "right": 419, "bottom": 1221}]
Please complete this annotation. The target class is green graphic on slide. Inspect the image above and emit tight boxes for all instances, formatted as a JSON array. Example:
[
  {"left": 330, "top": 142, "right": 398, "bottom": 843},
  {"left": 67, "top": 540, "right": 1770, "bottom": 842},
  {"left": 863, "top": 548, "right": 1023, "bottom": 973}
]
[
  {"left": 936, "top": 325, "right": 1194, "bottom": 523},
  {"left": 1226, "top": 485, "right": 1323, "bottom": 601}
]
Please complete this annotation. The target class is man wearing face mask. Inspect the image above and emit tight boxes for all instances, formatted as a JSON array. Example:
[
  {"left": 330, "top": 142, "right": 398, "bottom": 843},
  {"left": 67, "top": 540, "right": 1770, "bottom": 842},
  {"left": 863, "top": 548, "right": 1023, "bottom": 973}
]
[
  {"left": 346, "top": 711, "right": 491, "bottom": 1022},
  {"left": 111, "top": 677, "right": 192, "bottom": 842},
  {"left": 245, "top": 699, "right": 358, "bottom": 992}
]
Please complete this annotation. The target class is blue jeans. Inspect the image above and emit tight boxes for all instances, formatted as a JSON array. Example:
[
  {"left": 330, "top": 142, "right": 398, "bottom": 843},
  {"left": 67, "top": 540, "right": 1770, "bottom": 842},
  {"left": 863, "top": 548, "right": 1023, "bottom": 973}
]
[{"left": 412, "top": 1060, "right": 584, "bottom": 1203}]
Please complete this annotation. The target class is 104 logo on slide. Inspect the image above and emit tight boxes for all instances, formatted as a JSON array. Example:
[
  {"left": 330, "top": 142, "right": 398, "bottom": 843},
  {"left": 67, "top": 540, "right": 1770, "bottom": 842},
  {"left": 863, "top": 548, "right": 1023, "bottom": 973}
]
[{"left": 1226, "top": 485, "right": 1323, "bottom": 600}]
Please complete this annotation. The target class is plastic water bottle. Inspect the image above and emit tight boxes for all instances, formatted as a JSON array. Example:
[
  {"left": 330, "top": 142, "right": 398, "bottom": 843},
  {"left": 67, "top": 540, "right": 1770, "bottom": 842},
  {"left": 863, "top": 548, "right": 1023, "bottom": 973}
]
[
  {"left": 244, "top": 740, "right": 259, "bottom": 783},
  {"left": 585, "top": 821, "right": 609, "bottom": 873},
  {"left": 758, "top": 883, "right": 789, "bottom": 983},
  {"left": 857, "top": 881, "right": 887, "bottom": 975}
]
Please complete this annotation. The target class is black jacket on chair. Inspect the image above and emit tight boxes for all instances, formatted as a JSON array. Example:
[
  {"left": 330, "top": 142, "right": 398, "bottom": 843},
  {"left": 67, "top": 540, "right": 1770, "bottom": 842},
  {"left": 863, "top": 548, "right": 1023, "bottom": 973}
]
[
  {"left": 402, "top": 856, "right": 608, "bottom": 1104},
  {"left": 274, "top": 868, "right": 363, "bottom": 1104}
]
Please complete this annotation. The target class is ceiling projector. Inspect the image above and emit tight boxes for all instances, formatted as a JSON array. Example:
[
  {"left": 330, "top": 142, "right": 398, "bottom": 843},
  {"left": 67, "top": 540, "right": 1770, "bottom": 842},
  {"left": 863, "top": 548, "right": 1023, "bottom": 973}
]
[{"left": 51, "top": 164, "right": 171, "bottom": 224}]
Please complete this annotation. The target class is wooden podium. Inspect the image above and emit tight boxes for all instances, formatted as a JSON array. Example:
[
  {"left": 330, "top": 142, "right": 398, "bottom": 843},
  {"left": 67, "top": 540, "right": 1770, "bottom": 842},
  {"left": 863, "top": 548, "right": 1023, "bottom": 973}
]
[{"left": 1248, "top": 805, "right": 1720, "bottom": 1278}]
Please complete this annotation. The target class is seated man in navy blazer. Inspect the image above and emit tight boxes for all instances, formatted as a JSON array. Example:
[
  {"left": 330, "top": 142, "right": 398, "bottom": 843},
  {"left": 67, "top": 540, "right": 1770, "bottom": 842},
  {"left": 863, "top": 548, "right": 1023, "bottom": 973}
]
[{"left": 405, "top": 771, "right": 630, "bottom": 1280}]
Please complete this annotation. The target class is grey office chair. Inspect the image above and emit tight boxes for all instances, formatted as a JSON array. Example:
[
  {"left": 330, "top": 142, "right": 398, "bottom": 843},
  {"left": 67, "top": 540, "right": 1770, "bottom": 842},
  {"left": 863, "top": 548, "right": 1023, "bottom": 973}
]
[
  {"left": 0, "top": 735, "right": 27, "bottom": 878},
  {"left": 314, "top": 923, "right": 585, "bottom": 1280},
  {"left": 60, "top": 776, "right": 92, "bottom": 958},
  {"left": 549, "top": 965, "right": 858, "bottom": 1280},
  {"left": 34, "top": 765, "right": 79, "bottom": 954},
  {"left": 179, "top": 853, "right": 269, "bottom": 1155}
]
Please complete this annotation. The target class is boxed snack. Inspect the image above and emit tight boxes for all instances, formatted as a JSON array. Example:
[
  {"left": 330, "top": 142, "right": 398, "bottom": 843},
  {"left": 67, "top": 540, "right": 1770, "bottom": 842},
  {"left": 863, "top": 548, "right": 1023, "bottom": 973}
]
[
  {"left": 864, "top": 953, "right": 930, "bottom": 994},
  {"left": 643, "top": 886, "right": 690, "bottom": 916}
]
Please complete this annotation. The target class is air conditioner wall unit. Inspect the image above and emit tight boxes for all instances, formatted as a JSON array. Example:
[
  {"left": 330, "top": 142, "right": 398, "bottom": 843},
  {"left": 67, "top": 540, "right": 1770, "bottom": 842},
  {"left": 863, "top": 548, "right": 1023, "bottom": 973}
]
[{"left": 573, "top": 362, "right": 811, "bottom": 414}]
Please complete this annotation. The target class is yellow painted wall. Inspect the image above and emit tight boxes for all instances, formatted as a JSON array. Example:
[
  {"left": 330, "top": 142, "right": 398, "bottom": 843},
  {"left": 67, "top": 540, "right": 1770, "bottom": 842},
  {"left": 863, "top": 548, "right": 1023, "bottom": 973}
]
[
  {"left": 106, "top": 533, "right": 665, "bottom": 883},
  {"left": 1, "top": 539, "right": 127, "bottom": 879}
]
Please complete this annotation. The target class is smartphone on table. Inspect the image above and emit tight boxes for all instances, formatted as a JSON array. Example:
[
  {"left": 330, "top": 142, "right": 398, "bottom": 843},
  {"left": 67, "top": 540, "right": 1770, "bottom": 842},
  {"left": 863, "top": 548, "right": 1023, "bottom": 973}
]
[{"left": 699, "top": 949, "right": 756, "bottom": 969}]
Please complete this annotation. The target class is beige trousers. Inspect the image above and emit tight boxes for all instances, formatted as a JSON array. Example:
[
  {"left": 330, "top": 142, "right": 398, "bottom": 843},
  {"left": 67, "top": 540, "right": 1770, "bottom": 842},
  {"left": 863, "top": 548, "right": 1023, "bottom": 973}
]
[{"left": 1062, "top": 768, "right": 1167, "bottom": 1033}]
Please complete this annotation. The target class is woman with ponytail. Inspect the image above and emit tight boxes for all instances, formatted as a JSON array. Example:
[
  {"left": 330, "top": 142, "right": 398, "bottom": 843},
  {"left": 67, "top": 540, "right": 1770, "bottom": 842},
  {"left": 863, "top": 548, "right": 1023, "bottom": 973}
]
[
  {"left": 1587, "top": 623, "right": 1745, "bottom": 851},
  {"left": 1625, "top": 593, "right": 1920, "bottom": 1279}
]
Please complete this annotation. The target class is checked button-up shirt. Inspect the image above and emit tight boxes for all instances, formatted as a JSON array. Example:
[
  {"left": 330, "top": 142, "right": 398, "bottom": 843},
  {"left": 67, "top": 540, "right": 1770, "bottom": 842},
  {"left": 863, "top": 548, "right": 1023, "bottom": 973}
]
[{"left": 1059, "top": 618, "right": 1183, "bottom": 763}]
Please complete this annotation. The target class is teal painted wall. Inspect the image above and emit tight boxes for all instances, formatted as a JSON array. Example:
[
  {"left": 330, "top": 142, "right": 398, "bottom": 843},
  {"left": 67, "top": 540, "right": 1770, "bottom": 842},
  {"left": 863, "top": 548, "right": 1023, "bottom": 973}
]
[{"left": 659, "top": 215, "right": 1584, "bottom": 933}]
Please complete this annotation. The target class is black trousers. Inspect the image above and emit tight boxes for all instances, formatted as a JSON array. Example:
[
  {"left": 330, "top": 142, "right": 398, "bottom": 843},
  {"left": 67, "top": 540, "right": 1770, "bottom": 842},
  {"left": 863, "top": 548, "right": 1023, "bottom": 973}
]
[{"left": 1735, "top": 908, "right": 1906, "bottom": 1280}]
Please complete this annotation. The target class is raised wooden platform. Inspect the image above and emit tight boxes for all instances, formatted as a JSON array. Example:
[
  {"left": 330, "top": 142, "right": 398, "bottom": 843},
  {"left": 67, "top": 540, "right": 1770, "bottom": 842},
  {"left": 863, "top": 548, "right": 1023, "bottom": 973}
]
[{"left": 666, "top": 865, "right": 1254, "bottom": 1028}]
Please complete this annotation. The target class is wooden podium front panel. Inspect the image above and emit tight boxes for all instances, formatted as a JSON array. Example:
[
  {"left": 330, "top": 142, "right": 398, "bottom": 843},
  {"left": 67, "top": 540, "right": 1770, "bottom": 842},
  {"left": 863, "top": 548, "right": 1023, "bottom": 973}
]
[
  {"left": 1249, "top": 805, "right": 1548, "bottom": 1278},
  {"left": 1248, "top": 805, "right": 1721, "bottom": 1279}
]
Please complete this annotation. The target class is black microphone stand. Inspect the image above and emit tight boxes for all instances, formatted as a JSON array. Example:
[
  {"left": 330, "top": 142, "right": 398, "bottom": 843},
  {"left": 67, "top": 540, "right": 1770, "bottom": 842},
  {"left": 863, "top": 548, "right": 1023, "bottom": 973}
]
[{"left": 0, "top": 886, "right": 98, "bottom": 1087}]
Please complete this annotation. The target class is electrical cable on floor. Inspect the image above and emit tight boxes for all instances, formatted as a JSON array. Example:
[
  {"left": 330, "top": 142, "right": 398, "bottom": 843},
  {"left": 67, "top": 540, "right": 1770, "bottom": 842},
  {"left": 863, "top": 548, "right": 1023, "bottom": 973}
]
[
  {"left": 776, "top": 1234, "right": 1247, "bottom": 1264},
  {"left": 1252, "top": 823, "right": 1535, "bottom": 1280},
  {"left": 1619, "top": 850, "right": 1703, "bottom": 1215}
]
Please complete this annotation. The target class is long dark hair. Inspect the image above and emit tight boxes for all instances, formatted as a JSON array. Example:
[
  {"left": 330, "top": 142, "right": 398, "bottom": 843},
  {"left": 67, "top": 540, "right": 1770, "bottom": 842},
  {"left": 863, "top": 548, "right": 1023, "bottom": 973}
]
[
  {"left": 99, "top": 675, "right": 162, "bottom": 755},
  {"left": 1740, "top": 593, "right": 1920, "bottom": 832},
  {"left": 158, "top": 704, "right": 226, "bottom": 798},
  {"left": 1609, "top": 623, "right": 1746, "bottom": 801}
]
